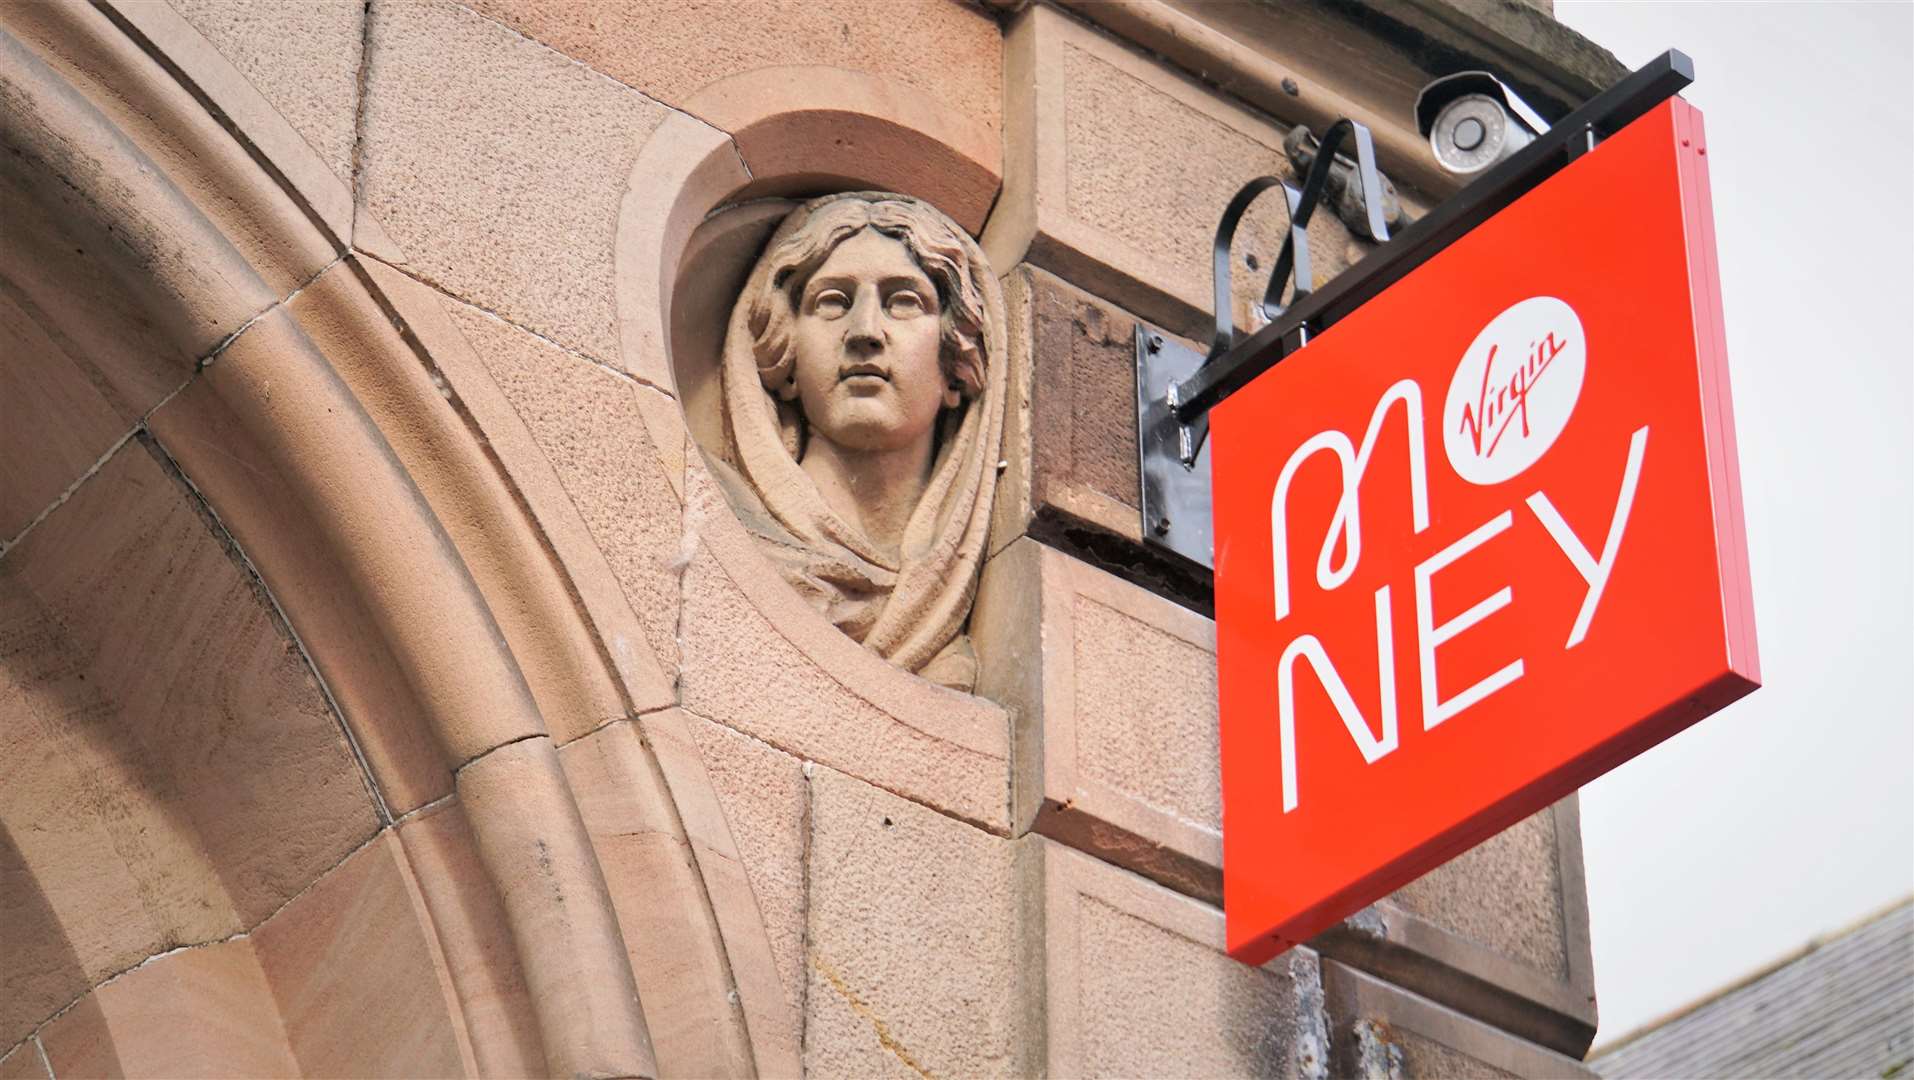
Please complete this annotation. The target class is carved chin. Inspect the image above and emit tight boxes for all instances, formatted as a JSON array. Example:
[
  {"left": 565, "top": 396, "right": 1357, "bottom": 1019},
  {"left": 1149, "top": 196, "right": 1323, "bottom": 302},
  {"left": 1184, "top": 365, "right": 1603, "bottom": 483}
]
[{"left": 806, "top": 397, "right": 940, "bottom": 454}]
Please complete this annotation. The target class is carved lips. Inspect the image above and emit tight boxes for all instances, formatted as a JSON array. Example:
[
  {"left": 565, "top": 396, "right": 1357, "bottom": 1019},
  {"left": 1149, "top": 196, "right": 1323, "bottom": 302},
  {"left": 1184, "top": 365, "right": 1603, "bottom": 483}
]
[{"left": 838, "top": 360, "right": 893, "bottom": 392}]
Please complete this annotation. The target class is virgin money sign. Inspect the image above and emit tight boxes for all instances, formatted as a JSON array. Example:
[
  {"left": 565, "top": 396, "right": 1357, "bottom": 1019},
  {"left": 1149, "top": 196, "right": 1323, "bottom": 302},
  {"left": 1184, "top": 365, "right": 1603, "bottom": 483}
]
[{"left": 1212, "top": 98, "right": 1758, "bottom": 964}]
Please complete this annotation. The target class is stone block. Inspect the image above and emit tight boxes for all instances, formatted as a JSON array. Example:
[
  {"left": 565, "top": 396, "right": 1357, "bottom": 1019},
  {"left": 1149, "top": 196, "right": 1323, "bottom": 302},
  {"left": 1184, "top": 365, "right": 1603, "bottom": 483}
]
[
  {"left": 974, "top": 537, "right": 1220, "bottom": 898},
  {"left": 0, "top": 1043, "right": 46, "bottom": 1080},
  {"left": 1392, "top": 812, "right": 1572, "bottom": 982},
  {"left": 1323, "top": 961, "right": 1598, "bottom": 1079},
  {"left": 616, "top": 109, "right": 754, "bottom": 394},
  {"left": 687, "top": 64, "right": 1000, "bottom": 236},
  {"left": 357, "top": 0, "right": 670, "bottom": 362},
  {"left": 678, "top": 457, "right": 1012, "bottom": 832},
  {"left": 660, "top": 709, "right": 809, "bottom": 1071},
  {"left": 164, "top": 0, "right": 363, "bottom": 185},
  {"left": 1042, "top": 841, "right": 1330, "bottom": 1078},
  {"left": 558, "top": 720, "right": 753, "bottom": 1079},
  {"left": 990, "top": 267, "right": 1154, "bottom": 558},
  {"left": 455, "top": 735, "right": 655, "bottom": 1078},
  {"left": 987, "top": 5, "right": 1374, "bottom": 344},
  {"left": 38, "top": 938, "right": 299, "bottom": 1078},
  {"left": 804, "top": 766, "right": 1040, "bottom": 1078},
  {"left": 393, "top": 800, "right": 546, "bottom": 1077},
  {"left": 100, "top": 0, "right": 360, "bottom": 247},
  {"left": 4, "top": 0, "right": 338, "bottom": 302},
  {"left": 1049, "top": 0, "right": 1456, "bottom": 201},
  {"left": 0, "top": 442, "right": 378, "bottom": 1046},
  {"left": 148, "top": 307, "right": 462, "bottom": 812},
  {"left": 973, "top": 536, "right": 1597, "bottom": 1054},
  {"left": 464, "top": 0, "right": 1002, "bottom": 158},
  {"left": 350, "top": 257, "right": 672, "bottom": 719},
  {"left": 443, "top": 294, "right": 684, "bottom": 683},
  {"left": 1353, "top": 0, "right": 1624, "bottom": 104},
  {"left": 0, "top": 742, "right": 111, "bottom": 1050},
  {"left": 988, "top": 268, "right": 1218, "bottom": 605},
  {"left": 290, "top": 258, "right": 634, "bottom": 740},
  {"left": 251, "top": 834, "right": 468, "bottom": 1078},
  {"left": 0, "top": 286, "right": 130, "bottom": 541},
  {"left": 1315, "top": 798, "right": 1599, "bottom": 1055}
]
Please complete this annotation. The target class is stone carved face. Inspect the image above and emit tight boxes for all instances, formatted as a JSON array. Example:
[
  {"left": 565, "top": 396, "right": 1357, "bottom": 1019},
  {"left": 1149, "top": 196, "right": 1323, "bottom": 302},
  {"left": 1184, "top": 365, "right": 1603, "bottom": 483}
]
[
  {"left": 748, "top": 196, "right": 988, "bottom": 455},
  {"left": 716, "top": 192, "right": 1006, "bottom": 691},
  {"left": 786, "top": 229, "right": 960, "bottom": 456}
]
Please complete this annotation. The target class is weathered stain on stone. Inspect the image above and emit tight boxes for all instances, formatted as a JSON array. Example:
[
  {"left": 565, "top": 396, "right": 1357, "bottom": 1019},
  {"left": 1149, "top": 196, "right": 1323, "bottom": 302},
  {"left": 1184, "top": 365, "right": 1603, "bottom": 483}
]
[
  {"left": 1352, "top": 1019, "right": 1406, "bottom": 1080},
  {"left": 1291, "top": 950, "right": 1332, "bottom": 1080},
  {"left": 808, "top": 949, "right": 936, "bottom": 1080}
]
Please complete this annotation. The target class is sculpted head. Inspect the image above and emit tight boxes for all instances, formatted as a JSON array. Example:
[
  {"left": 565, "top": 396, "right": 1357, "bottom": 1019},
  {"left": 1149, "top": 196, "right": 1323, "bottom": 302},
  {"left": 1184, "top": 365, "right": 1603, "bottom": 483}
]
[
  {"left": 746, "top": 196, "right": 988, "bottom": 462},
  {"left": 713, "top": 192, "right": 1005, "bottom": 690}
]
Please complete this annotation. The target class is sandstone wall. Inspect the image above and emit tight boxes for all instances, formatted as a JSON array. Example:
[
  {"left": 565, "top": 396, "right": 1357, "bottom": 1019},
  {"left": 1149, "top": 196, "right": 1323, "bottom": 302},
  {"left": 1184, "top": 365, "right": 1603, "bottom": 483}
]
[{"left": 0, "top": 0, "right": 1621, "bottom": 1074}]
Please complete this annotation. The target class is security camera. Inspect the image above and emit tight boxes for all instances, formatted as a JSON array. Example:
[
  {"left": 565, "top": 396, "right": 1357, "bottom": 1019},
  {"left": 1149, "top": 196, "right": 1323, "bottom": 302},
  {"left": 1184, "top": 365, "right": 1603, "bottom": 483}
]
[{"left": 1416, "top": 72, "right": 1553, "bottom": 176}]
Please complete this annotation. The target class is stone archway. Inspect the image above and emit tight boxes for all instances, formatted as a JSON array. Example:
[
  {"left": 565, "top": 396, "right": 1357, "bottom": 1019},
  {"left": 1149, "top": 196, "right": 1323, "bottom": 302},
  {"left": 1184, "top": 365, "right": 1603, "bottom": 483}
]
[{"left": 0, "top": 3, "right": 763, "bottom": 1075}]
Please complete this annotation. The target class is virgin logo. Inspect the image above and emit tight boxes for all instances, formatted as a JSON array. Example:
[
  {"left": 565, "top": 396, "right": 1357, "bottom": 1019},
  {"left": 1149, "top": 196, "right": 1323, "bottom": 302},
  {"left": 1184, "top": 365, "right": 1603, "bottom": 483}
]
[{"left": 1443, "top": 297, "right": 1586, "bottom": 485}]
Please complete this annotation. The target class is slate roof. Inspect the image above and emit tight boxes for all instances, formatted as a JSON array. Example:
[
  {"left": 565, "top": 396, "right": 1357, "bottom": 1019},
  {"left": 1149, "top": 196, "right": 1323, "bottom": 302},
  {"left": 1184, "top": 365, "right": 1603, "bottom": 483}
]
[{"left": 1594, "top": 898, "right": 1914, "bottom": 1079}]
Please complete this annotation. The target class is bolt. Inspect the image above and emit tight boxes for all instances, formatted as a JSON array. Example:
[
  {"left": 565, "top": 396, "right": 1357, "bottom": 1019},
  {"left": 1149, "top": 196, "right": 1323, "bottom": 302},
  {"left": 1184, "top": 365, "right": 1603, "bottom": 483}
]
[
  {"left": 1154, "top": 516, "right": 1172, "bottom": 535},
  {"left": 1281, "top": 76, "right": 1299, "bottom": 96},
  {"left": 1147, "top": 334, "right": 1163, "bottom": 353}
]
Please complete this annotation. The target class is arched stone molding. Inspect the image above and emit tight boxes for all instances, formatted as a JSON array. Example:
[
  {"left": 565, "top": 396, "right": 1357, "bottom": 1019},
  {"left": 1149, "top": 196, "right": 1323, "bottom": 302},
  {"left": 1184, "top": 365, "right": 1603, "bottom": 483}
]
[
  {"left": 347, "top": 114, "right": 769, "bottom": 1080},
  {"left": 1, "top": 4, "right": 758, "bottom": 1076},
  {"left": 689, "top": 66, "right": 1002, "bottom": 235},
  {"left": 95, "top": 0, "right": 369, "bottom": 252}
]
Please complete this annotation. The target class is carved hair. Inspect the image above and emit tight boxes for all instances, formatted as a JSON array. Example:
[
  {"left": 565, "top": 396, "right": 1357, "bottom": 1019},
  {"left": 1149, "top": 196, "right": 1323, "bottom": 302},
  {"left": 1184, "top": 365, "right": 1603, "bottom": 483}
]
[{"left": 746, "top": 193, "right": 987, "bottom": 403}]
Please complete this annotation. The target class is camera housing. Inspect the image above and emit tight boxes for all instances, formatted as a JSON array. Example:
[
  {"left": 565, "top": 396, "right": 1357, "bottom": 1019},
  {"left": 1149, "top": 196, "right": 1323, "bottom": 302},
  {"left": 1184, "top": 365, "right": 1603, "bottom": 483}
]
[{"left": 1416, "top": 71, "right": 1553, "bottom": 176}]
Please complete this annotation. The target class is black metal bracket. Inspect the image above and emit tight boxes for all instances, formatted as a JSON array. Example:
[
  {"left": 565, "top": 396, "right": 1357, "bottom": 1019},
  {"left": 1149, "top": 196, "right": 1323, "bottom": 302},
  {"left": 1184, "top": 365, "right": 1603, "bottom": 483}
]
[
  {"left": 1135, "top": 325, "right": 1214, "bottom": 563},
  {"left": 1137, "top": 119, "right": 1387, "bottom": 565},
  {"left": 1135, "top": 49, "right": 1695, "bottom": 570}
]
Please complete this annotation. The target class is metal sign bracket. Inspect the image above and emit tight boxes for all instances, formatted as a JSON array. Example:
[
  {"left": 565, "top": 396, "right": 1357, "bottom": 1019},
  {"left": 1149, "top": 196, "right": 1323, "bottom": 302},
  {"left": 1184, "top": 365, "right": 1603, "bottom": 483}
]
[
  {"left": 1136, "top": 118, "right": 1385, "bottom": 570},
  {"left": 1134, "top": 326, "right": 1214, "bottom": 567},
  {"left": 1134, "top": 50, "right": 1694, "bottom": 572}
]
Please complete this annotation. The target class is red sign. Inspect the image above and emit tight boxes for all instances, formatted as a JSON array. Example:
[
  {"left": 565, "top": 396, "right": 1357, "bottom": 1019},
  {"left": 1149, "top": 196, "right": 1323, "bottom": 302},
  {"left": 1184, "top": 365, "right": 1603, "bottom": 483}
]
[{"left": 1212, "top": 98, "right": 1757, "bottom": 964}]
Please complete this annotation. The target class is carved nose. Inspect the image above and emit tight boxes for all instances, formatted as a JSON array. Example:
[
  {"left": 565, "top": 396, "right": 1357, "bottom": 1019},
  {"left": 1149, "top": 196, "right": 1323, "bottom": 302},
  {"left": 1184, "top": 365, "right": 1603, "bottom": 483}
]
[{"left": 844, "top": 295, "right": 885, "bottom": 353}]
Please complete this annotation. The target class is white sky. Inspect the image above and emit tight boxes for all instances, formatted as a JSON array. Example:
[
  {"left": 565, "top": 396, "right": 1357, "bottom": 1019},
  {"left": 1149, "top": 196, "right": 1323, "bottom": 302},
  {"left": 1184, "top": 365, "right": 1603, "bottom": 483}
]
[{"left": 1551, "top": 0, "right": 1914, "bottom": 1045}]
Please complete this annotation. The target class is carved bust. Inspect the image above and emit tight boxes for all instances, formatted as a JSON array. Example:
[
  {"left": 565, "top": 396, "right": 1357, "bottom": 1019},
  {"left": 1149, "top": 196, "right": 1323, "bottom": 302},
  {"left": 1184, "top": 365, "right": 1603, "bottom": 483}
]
[{"left": 710, "top": 192, "right": 1007, "bottom": 691}]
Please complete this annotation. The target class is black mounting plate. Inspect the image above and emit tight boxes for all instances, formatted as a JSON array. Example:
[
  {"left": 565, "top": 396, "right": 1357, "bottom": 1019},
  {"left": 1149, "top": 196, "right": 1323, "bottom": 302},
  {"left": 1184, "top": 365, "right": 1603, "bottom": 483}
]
[{"left": 1134, "top": 326, "right": 1214, "bottom": 568}]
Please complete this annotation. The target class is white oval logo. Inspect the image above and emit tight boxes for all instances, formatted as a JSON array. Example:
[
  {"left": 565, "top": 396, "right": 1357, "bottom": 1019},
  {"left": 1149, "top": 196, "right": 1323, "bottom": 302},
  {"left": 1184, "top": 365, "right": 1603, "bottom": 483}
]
[{"left": 1442, "top": 296, "right": 1586, "bottom": 485}]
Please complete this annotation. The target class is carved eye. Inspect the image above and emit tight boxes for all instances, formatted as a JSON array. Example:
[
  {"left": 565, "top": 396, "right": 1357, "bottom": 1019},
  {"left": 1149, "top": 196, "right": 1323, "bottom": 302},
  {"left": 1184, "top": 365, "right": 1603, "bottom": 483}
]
[
  {"left": 812, "top": 290, "right": 849, "bottom": 318},
  {"left": 886, "top": 290, "right": 927, "bottom": 318}
]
